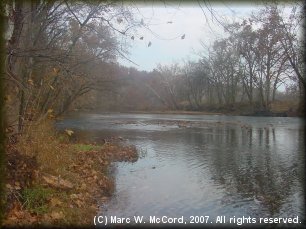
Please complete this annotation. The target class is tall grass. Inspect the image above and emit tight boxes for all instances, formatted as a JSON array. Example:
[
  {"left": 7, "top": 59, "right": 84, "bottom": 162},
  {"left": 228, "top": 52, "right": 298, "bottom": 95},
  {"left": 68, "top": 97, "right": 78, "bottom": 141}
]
[{"left": 16, "top": 120, "right": 75, "bottom": 180}]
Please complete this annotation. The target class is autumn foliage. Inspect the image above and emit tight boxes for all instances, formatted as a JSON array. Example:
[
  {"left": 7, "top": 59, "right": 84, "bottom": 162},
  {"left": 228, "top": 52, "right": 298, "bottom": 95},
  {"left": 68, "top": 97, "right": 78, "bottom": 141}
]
[{"left": 3, "top": 120, "right": 138, "bottom": 226}]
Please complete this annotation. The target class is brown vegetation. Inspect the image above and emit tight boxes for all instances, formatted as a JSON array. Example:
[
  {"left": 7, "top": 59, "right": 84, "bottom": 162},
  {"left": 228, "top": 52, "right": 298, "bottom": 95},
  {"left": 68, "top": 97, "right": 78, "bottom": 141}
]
[{"left": 2, "top": 121, "right": 138, "bottom": 227}]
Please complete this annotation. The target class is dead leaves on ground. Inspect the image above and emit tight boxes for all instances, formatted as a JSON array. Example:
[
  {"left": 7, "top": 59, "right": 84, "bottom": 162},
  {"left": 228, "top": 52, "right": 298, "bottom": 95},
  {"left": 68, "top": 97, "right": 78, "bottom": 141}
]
[
  {"left": 3, "top": 141, "right": 138, "bottom": 227},
  {"left": 3, "top": 203, "right": 39, "bottom": 226},
  {"left": 42, "top": 174, "right": 74, "bottom": 190}
]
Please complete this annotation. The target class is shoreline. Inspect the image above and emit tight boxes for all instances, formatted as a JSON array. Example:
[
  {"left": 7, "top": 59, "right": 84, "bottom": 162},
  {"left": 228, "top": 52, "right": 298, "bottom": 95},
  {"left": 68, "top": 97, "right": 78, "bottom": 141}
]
[
  {"left": 3, "top": 123, "right": 138, "bottom": 227},
  {"left": 73, "top": 109, "right": 301, "bottom": 117}
]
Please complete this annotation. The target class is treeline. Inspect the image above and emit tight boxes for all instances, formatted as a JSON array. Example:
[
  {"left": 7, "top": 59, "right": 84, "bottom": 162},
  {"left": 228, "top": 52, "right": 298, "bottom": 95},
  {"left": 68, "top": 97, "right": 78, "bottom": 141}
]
[
  {"left": 99, "top": 4, "right": 305, "bottom": 114},
  {"left": 103, "top": 4, "right": 304, "bottom": 114}
]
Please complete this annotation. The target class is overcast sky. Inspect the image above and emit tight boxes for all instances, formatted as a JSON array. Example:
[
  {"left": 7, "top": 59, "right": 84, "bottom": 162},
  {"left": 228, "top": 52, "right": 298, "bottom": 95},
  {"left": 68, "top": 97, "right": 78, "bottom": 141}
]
[
  {"left": 117, "top": 2, "right": 297, "bottom": 72},
  {"left": 118, "top": 2, "right": 260, "bottom": 71}
]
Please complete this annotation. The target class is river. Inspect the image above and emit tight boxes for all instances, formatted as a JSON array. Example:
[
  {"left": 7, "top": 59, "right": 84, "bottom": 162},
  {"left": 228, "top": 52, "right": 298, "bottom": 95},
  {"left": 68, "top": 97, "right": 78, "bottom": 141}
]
[{"left": 57, "top": 113, "right": 305, "bottom": 226}]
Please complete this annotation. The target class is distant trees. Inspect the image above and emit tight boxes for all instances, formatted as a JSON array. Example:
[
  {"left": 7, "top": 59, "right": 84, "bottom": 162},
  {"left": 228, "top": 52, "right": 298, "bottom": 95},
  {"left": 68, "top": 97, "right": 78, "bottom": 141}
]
[
  {"left": 148, "top": 3, "right": 304, "bottom": 113},
  {"left": 3, "top": 1, "right": 303, "bottom": 119},
  {"left": 208, "top": 38, "right": 241, "bottom": 107},
  {"left": 154, "top": 64, "right": 183, "bottom": 110},
  {"left": 181, "top": 60, "right": 207, "bottom": 110}
]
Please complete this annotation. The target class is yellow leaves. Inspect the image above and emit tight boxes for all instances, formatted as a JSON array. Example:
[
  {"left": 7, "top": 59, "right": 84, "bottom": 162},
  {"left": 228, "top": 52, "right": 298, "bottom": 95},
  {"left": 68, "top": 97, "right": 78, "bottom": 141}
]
[
  {"left": 6, "top": 183, "right": 13, "bottom": 190},
  {"left": 74, "top": 199, "right": 84, "bottom": 208},
  {"left": 70, "top": 193, "right": 78, "bottom": 199},
  {"left": 4, "top": 95, "right": 11, "bottom": 102},
  {"left": 42, "top": 174, "right": 74, "bottom": 190},
  {"left": 53, "top": 68, "right": 60, "bottom": 75},
  {"left": 49, "top": 197, "right": 62, "bottom": 207},
  {"left": 14, "top": 181, "right": 21, "bottom": 190},
  {"left": 79, "top": 183, "right": 87, "bottom": 191},
  {"left": 47, "top": 109, "right": 55, "bottom": 119},
  {"left": 48, "top": 114, "right": 55, "bottom": 119},
  {"left": 28, "top": 79, "right": 34, "bottom": 86},
  {"left": 50, "top": 211, "right": 64, "bottom": 220},
  {"left": 65, "top": 129, "right": 74, "bottom": 136},
  {"left": 70, "top": 194, "right": 85, "bottom": 207}
]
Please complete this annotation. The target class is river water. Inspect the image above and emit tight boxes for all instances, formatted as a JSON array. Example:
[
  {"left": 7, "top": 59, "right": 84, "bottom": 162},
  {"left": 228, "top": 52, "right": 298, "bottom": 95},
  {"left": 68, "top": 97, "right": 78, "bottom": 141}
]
[{"left": 57, "top": 113, "right": 305, "bottom": 226}]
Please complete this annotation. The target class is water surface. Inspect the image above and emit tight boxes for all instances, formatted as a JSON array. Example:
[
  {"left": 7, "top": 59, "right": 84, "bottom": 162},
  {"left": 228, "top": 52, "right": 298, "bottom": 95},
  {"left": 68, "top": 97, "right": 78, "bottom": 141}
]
[{"left": 57, "top": 113, "right": 305, "bottom": 225}]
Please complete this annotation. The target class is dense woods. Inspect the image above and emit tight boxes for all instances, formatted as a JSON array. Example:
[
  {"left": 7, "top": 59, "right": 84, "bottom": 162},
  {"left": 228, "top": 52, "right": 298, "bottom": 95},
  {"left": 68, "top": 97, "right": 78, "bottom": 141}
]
[{"left": 2, "top": 1, "right": 305, "bottom": 135}]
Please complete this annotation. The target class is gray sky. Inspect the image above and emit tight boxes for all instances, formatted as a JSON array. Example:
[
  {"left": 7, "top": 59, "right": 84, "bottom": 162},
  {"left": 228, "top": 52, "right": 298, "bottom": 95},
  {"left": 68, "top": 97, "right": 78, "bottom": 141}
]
[{"left": 118, "top": 2, "right": 294, "bottom": 72}]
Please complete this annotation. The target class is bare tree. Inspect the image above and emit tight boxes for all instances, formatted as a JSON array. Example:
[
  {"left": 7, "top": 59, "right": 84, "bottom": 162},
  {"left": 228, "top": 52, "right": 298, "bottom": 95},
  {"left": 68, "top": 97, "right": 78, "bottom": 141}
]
[{"left": 4, "top": 1, "right": 140, "bottom": 132}]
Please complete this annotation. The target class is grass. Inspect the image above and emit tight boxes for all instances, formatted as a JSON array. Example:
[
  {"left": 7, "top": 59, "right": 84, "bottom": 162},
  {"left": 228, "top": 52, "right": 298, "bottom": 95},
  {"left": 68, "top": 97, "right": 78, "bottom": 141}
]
[
  {"left": 73, "top": 144, "right": 102, "bottom": 152},
  {"left": 11, "top": 120, "right": 99, "bottom": 224},
  {"left": 16, "top": 121, "right": 77, "bottom": 180},
  {"left": 4, "top": 119, "right": 138, "bottom": 226},
  {"left": 22, "top": 186, "right": 53, "bottom": 215}
]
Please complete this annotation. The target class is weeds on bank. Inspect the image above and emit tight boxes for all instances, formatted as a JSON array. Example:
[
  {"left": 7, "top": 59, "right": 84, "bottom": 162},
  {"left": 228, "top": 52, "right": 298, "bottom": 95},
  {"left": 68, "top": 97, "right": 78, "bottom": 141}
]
[
  {"left": 4, "top": 119, "right": 138, "bottom": 226},
  {"left": 73, "top": 144, "right": 102, "bottom": 152},
  {"left": 16, "top": 121, "right": 76, "bottom": 180},
  {"left": 22, "top": 186, "right": 53, "bottom": 215}
]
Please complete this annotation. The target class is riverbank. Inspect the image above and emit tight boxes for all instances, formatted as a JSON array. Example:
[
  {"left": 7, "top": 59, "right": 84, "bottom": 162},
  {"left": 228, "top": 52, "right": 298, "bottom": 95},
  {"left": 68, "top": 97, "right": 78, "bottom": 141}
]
[
  {"left": 2, "top": 121, "right": 138, "bottom": 227},
  {"left": 122, "top": 109, "right": 300, "bottom": 117},
  {"left": 82, "top": 100, "right": 302, "bottom": 117},
  {"left": 102, "top": 99, "right": 301, "bottom": 117}
]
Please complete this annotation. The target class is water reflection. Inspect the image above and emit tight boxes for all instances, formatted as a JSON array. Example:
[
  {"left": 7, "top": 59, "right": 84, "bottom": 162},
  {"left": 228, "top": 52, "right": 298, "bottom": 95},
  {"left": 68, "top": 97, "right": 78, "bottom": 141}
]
[
  {"left": 57, "top": 113, "right": 304, "bottom": 224},
  {"left": 205, "top": 125, "right": 304, "bottom": 218}
]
